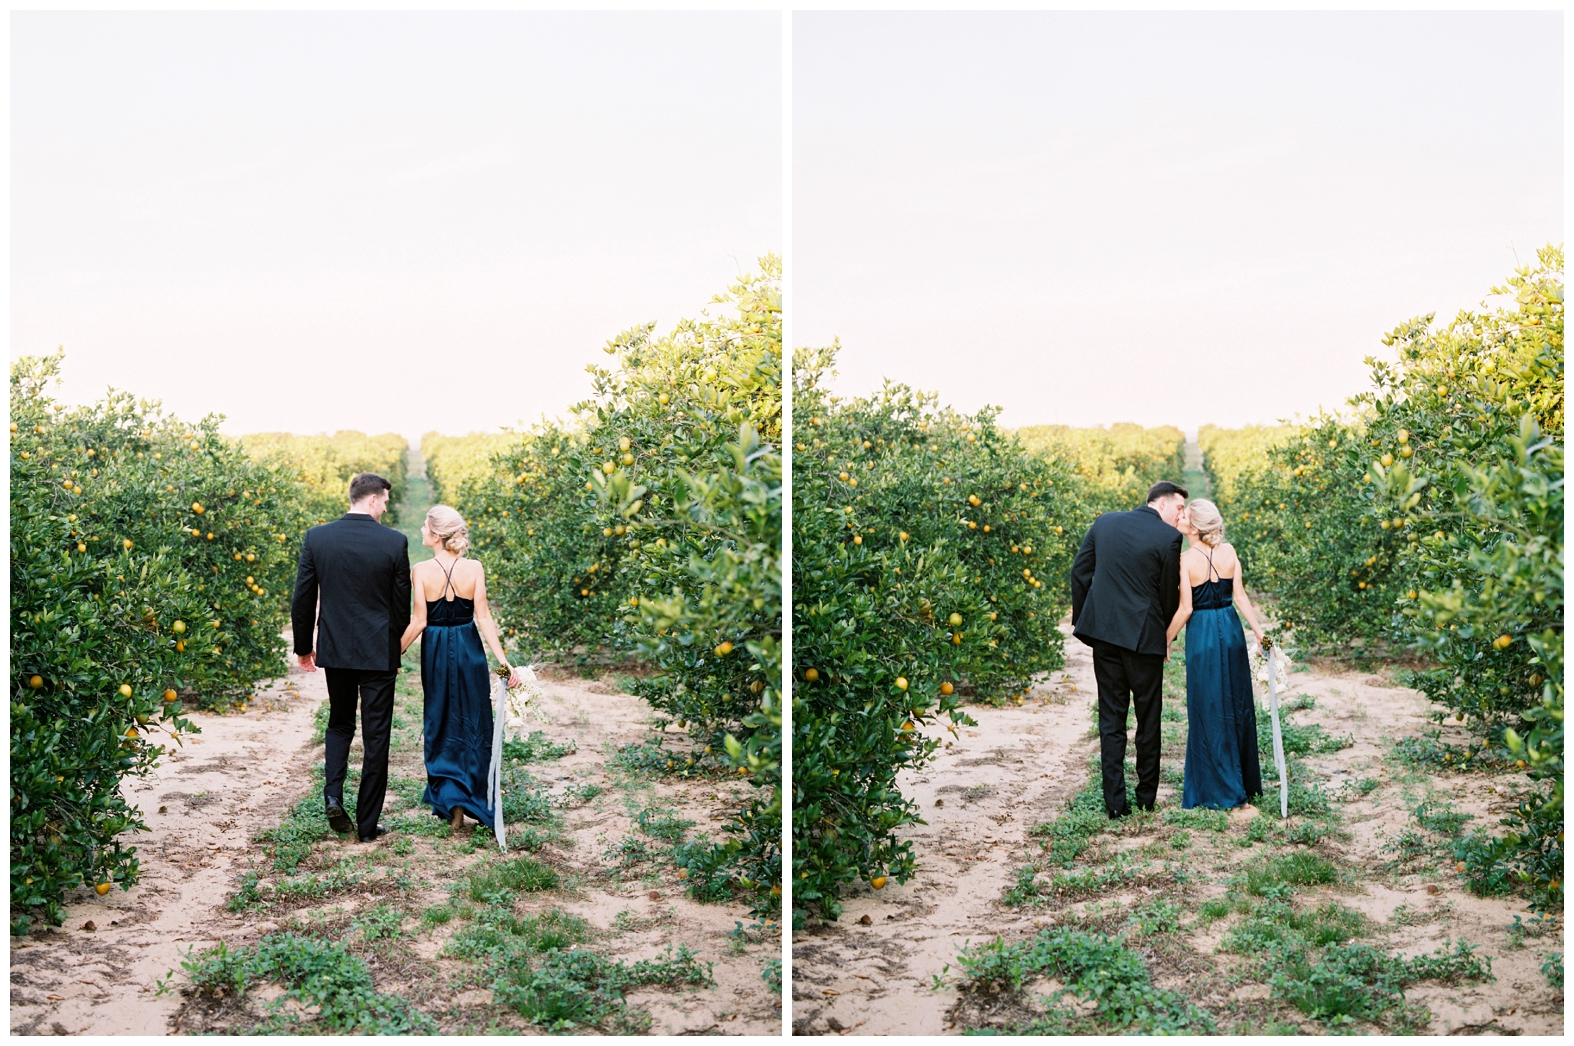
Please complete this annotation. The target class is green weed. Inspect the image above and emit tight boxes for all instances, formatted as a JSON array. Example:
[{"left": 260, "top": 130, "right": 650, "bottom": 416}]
[
  {"left": 225, "top": 871, "right": 268, "bottom": 913},
  {"left": 1242, "top": 853, "right": 1338, "bottom": 898},
  {"left": 1129, "top": 898, "right": 1182, "bottom": 936},
  {"left": 352, "top": 902, "right": 405, "bottom": 941},
  {"left": 503, "top": 732, "right": 578, "bottom": 763},
  {"left": 1411, "top": 796, "right": 1474, "bottom": 837},
  {"left": 1270, "top": 938, "right": 1491, "bottom": 1029},
  {"left": 255, "top": 796, "right": 330, "bottom": 874},
  {"left": 1221, "top": 900, "right": 1368, "bottom": 955},
  {"left": 492, "top": 944, "right": 713, "bottom": 1031},
  {"left": 271, "top": 859, "right": 365, "bottom": 903},
  {"left": 635, "top": 807, "right": 695, "bottom": 842},
  {"left": 954, "top": 928, "right": 1214, "bottom": 1034},
  {"left": 461, "top": 855, "right": 559, "bottom": 904},
  {"left": 173, "top": 933, "right": 433, "bottom": 1034},
  {"left": 1196, "top": 898, "right": 1233, "bottom": 923},
  {"left": 1027, "top": 778, "right": 1109, "bottom": 867},
  {"left": 1260, "top": 706, "right": 1352, "bottom": 756},
  {"left": 445, "top": 905, "right": 591, "bottom": 963},
  {"left": 1162, "top": 806, "right": 1229, "bottom": 833}
]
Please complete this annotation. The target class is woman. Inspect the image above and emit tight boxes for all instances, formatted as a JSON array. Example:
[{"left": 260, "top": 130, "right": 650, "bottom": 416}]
[
  {"left": 1166, "top": 499, "right": 1268, "bottom": 812},
  {"left": 399, "top": 505, "right": 521, "bottom": 831}
]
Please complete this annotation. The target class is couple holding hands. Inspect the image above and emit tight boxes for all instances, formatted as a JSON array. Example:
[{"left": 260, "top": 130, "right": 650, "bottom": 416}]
[{"left": 289, "top": 473, "right": 522, "bottom": 843}]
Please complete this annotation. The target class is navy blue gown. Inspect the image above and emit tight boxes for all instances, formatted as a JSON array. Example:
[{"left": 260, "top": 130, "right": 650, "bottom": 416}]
[
  {"left": 1182, "top": 558, "right": 1263, "bottom": 810},
  {"left": 420, "top": 562, "right": 496, "bottom": 830}
]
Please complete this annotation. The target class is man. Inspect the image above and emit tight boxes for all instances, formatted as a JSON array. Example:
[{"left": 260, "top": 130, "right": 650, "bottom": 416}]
[
  {"left": 291, "top": 472, "right": 411, "bottom": 842},
  {"left": 1070, "top": 480, "right": 1186, "bottom": 819}
]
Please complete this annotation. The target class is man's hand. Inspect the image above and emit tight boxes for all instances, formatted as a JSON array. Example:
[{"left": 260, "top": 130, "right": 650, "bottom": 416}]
[{"left": 298, "top": 652, "right": 317, "bottom": 672}]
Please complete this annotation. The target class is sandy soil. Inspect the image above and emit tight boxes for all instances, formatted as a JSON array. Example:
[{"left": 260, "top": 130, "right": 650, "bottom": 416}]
[
  {"left": 790, "top": 622, "right": 1564, "bottom": 1036},
  {"left": 11, "top": 653, "right": 781, "bottom": 1035},
  {"left": 10, "top": 670, "right": 320, "bottom": 1037}
]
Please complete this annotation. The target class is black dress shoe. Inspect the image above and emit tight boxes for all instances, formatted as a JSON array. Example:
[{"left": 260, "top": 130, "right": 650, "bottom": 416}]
[
  {"left": 324, "top": 799, "right": 353, "bottom": 835},
  {"left": 356, "top": 824, "right": 387, "bottom": 843}
]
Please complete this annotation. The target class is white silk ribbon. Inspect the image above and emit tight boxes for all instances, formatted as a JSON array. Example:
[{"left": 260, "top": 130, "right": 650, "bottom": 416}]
[
  {"left": 1267, "top": 646, "right": 1288, "bottom": 818},
  {"left": 486, "top": 672, "right": 507, "bottom": 852}
]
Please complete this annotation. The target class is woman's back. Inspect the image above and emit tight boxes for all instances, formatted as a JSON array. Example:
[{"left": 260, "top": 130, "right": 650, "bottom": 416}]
[
  {"left": 418, "top": 557, "right": 481, "bottom": 626},
  {"left": 1185, "top": 543, "right": 1238, "bottom": 611},
  {"left": 417, "top": 556, "right": 482, "bottom": 602}
]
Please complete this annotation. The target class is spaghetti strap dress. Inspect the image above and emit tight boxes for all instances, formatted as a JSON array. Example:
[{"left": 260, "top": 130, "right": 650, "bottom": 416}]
[
  {"left": 1182, "top": 550, "right": 1264, "bottom": 809},
  {"left": 420, "top": 558, "right": 496, "bottom": 830}
]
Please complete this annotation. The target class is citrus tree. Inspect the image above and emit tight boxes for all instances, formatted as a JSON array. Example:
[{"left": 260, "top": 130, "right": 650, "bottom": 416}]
[
  {"left": 421, "top": 431, "right": 523, "bottom": 506},
  {"left": 443, "top": 258, "right": 784, "bottom": 914},
  {"left": 1370, "top": 247, "right": 1563, "bottom": 906},
  {"left": 1197, "top": 424, "right": 1299, "bottom": 507},
  {"left": 1016, "top": 423, "right": 1186, "bottom": 514},
  {"left": 1202, "top": 413, "right": 1405, "bottom": 649},
  {"left": 238, "top": 431, "right": 408, "bottom": 526},
  {"left": 792, "top": 344, "right": 1092, "bottom": 920},
  {"left": 11, "top": 351, "right": 310, "bottom": 933},
  {"left": 1201, "top": 247, "right": 1564, "bottom": 906}
]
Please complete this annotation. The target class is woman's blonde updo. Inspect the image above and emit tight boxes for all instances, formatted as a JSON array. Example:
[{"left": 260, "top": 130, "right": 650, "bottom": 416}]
[
  {"left": 1187, "top": 499, "right": 1225, "bottom": 548},
  {"left": 425, "top": 505, "right": 470, "bottom": 555}
]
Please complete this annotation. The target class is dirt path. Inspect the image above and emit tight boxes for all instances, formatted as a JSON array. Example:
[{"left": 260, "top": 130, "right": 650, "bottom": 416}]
[
  {"left": 12, "top": 653, "right": 781, "bottom": 1035},
  {"left": 10, "top": 663, "right": 325, "bottom": 1035},
  {"left": 791, "top": 623, "right": 1564, "bottom": 1035},
  {"left": 790, "top": 625, "right": 1098, "bottom": 1035}
]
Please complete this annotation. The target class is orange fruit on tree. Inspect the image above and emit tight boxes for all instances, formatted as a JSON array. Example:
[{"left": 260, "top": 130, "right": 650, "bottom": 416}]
[
  {"left": 715, "top": 641, "right": 734, "bottom": 656},
  {"left": 163, "top": 689, "right": 178, "bottom": 702},
  {"left": 95, "top": 882, "right": 111, "bottom": 896},
  {"left": 805, "top": 668, "right": 819, "bottom": 681},
  {"left": 940, "top": 681, "right": 954, "bottom": 695},
  {"left": 28, "top": 675, "right": 43, "bottom": 689},
  {"left": 871, "top": 876, "right": 887, "bottom": 889},
  {"left": 895, "top": 677, "right": 908, "bottom": 691}
]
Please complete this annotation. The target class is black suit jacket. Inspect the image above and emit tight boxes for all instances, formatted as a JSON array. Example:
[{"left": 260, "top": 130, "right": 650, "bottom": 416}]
[
  {"left": 1069, "top": 505, "right": 1183, "bottom": 657},
  {"left": 291, "top": 514, "right": 411, "bottom": 672}
]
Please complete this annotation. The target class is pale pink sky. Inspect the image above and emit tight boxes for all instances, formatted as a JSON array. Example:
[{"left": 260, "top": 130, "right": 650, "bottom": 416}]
[
  {"left": 794, "top": 10, "right": 1563, "bottom": 432},
  {"left": 12, "top": 11, "right": 781, "bottom": 441}
]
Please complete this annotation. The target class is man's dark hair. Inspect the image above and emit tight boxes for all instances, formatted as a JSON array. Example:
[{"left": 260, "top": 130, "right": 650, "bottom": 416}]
[
  {"left": 1146, "top": 480, "right": 1189, "bottom": 504},
  {"left": 349, "top": 472, "right": 392, "bottom": 503}
]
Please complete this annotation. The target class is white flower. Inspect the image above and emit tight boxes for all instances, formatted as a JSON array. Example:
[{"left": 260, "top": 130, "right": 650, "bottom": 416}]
[
  {"left": 1249, "top": 642, "right": 1295, "bottom": 694},
  {"left": 500, "top": 663, "right": 549, "bottom": 740}
]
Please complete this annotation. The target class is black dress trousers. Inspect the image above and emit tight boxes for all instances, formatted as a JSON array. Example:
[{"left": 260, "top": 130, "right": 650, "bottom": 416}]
[
  {"left": 323, "top": 667, "right": 397, "bottom": 838},
  {"left": 1091, "top": 639, "right": 1165, "bottom": 818}
]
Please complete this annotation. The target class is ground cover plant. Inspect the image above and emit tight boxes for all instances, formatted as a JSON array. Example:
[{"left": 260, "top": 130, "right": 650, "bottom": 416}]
[
  {"left": 162, "top": 632, "right": 766, "bottom": 1034},
  {"left": 937, "top": 647, "right": 1514, "bottom": 1035}
]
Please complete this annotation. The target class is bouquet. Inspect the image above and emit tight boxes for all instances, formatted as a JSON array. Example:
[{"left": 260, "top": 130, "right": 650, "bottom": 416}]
[
  {"left": 496, "top": 662, "right": 549, "bottom": 741},
  {"left": 1248, "top": 639, "right": 1294, "bottom": 694}
]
